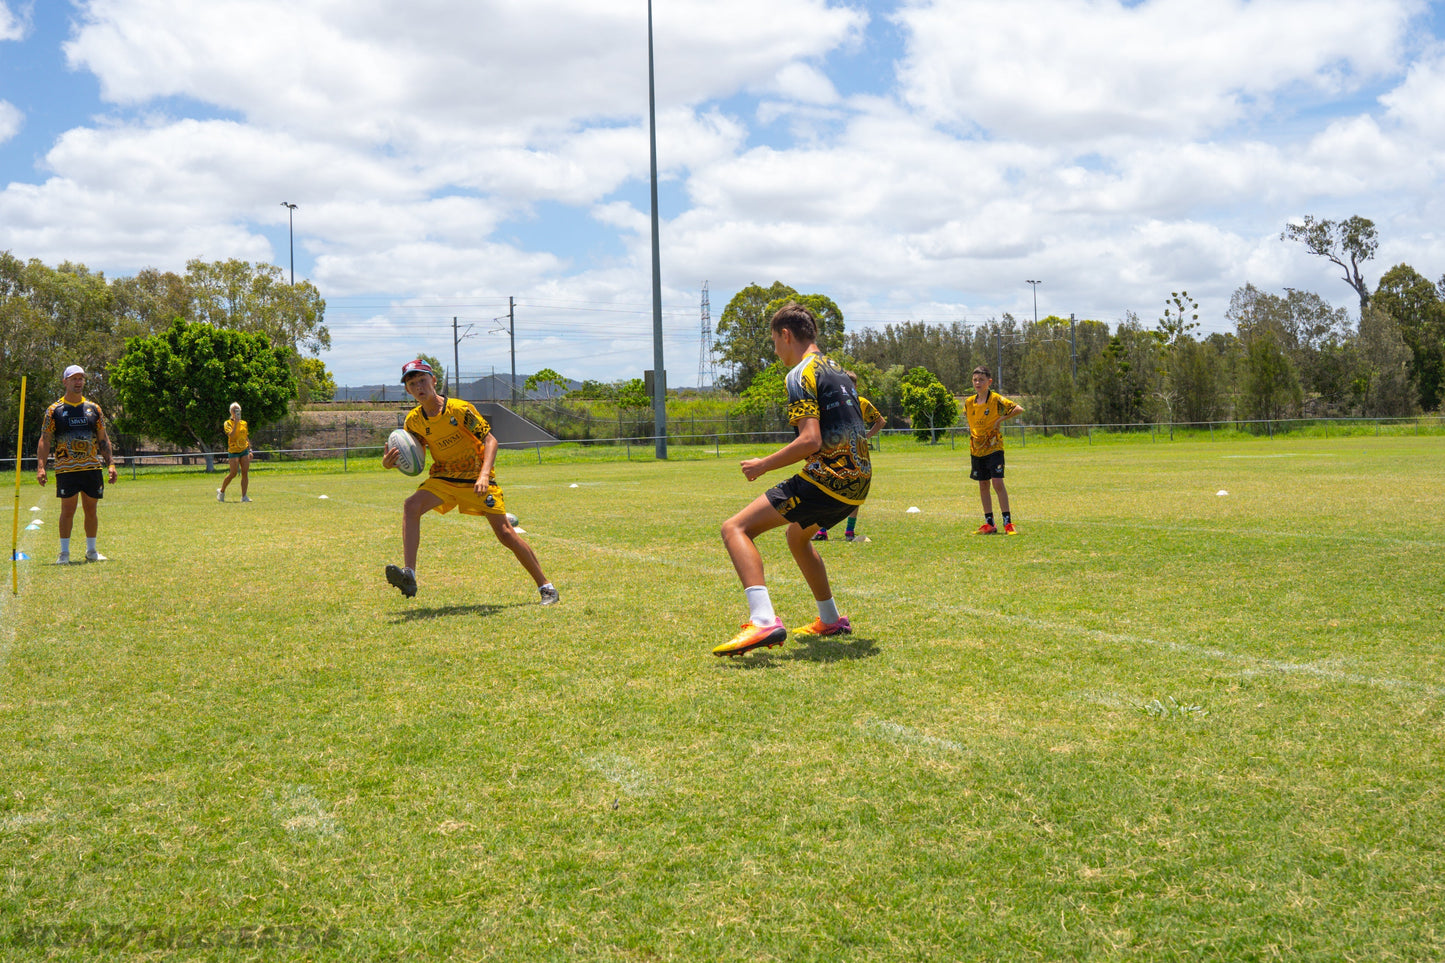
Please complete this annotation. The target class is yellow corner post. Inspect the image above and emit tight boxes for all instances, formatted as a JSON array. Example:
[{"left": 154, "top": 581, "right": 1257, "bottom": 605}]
[{"left": 11, "top": 376, "right": 25, "bottom": 595}]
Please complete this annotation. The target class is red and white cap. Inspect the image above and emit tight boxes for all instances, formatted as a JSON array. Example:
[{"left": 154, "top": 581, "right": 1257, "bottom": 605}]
[{"left": 400, "top": 359, "right": 433, "bottom": 382}]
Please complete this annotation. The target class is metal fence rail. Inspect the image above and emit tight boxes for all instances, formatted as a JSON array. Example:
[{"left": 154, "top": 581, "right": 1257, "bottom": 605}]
[{"left": 2, "top": 416, "right": 1440, "bottom": 475}]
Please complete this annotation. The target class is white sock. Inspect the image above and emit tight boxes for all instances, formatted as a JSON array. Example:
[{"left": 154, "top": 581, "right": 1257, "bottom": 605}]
[
  {"left": 744, "top": 586, "right": 776, "bottom": 626},
  {"left": 540, "top": 582, "right": 554, "bottom": 592},
  {"left": 60, "top": 538, "right": 70, "bottom": 555},
  {"left": 87, "top": 537, "right": 97, "bottom": 553},
  {"left": 817, "top": 597, "right": 840, "bottom": 624}
]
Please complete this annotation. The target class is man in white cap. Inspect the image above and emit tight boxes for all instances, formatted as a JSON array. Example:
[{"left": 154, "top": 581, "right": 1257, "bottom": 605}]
[{"left": 36, "top": 365, "right": 118, "bottom": 564}]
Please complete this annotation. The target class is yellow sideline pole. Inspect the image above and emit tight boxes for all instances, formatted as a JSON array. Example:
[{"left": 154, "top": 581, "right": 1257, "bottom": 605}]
[{"left": 11, "top": 376, "right": 25, "bottom": 595}]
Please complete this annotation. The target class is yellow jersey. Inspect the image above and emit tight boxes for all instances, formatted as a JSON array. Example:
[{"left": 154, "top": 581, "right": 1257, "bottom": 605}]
[
  {"left": 859, "top": 396, "right": 882, "bottom": 428},
  {"left": 224, "top": 418, "right": 250, "bottom": 453},
  {"left": 964, "top": 390, "right": 1020, "bottom": 457},
  {"left": 404, "top": 397, "right": 493, "bottom": 483}
]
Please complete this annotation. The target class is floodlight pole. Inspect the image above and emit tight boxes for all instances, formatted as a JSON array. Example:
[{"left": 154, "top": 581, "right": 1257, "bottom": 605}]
[
  {"left": 1026, "top": 279, "right": 1041, "bottom": 326},
  {"left": 281, "top": 202, "right": 298, "bottom": 284},
  {"left": 647, "top": 0, "right": 667, "bottom": 459}
]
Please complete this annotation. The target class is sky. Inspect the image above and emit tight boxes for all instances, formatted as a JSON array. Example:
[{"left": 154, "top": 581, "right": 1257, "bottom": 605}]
[{"left": 3, "top": 0, "right": 1445, "bottom": 389}]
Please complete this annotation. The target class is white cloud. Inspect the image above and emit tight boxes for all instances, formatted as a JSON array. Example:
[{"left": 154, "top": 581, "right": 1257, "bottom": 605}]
[
  {"left": 0, "top": 2, "right": 25, "bottom": 42},
  {"left": 1381, "top": 45, "right": 1445, "bottom": 139},
  {"left": 894, "top": 0, "right": 1418, "bottom": 141},
  {"left": 0, "top": 101, "right": 20, "bottom": 145}
]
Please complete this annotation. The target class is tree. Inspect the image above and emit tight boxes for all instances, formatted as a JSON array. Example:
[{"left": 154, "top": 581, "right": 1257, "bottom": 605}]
[
  {"left": 297, "top": 357, "right": 337, "bottom": 405},
  {"left": 1281, "top": 215, "right": 1377, "bottom": 317},
  {"left": 110, "top": 319, "right": 296, "bottom": 453},
  {"left": 1241, "top": 335, "right": 1302, "bottom": 421},
  {"left": 184, "top": 258, "right": 329, "bottom": 356},
  {"left": 731, "top": 360, "right": 787, "bottom": 422},
  {"left": 1155, "top": 291, "right": 1200, "bottom": 426},
  {"left": 1372, "top": 263, "right": 1445, "bottom": 411},
  {"left": 716, "top": 283, "right": 845, "bottom": 392},
  {"left": 415, "top": 353, "right": 447, "bottom": 393},
  {"left": 615, "top": 378, "right": 650, "bottom": 412},
  {"left": 899, "top": 366, "right": 959, "bottom": 443},
  {"left": 525, "top": 367, "right": 569, "bottom": 400},
  {"left": 1356, "top": 305, "right": 1417, "bottom": 416},
  {"left": 1159, "top": 291, "right": 1200, "bottom": 346}
]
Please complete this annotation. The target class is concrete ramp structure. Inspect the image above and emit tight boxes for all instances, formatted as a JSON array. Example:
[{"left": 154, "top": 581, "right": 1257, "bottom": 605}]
[{"left": 475, "top": 403, "right": 560, "bottom": 449}]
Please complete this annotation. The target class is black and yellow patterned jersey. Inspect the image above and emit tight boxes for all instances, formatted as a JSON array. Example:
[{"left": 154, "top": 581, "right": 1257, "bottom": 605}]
[
  {"left": 40, "top": 396, "right": 107, "bottom": 473},
  {"left": 785, "top": 352, "right": 872, "bottom": 505},
  {"left": 404, "top": 397, "right": 493, "bottom": 483},
  {"left": 964, "top": 390, "right": 1020, "bottom": 457}
]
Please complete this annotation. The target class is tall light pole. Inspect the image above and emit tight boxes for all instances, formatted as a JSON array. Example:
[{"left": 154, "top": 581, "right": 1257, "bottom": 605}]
[
  {"left": 646, "top": 0, "right": 667, "bottom": 459},
  {"left": 280, "top": 202, "right": 298, "bottom": 284},
  {"left": 1025, "top": 279, "right": 1041, "bottom": 326}
]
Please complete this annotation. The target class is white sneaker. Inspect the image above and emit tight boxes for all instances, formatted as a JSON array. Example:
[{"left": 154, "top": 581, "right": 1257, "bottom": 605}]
[
  {"left": 241, "top": 495, "right": 251, "bottom": 502},
  {"left": 85, "top": 550, "right": 107, "bottom": 563},
  {"left": 539, "top": 584, "right": 560, "bottom": 606},
  {"left": 216, "top": 489, "right": 225, "bottom": 502},
  {"left": 56, "top": 552, "right": 70, "bottom": 565}
]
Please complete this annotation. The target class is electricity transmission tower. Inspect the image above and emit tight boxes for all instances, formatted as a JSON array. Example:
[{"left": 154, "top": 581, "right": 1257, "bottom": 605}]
[{"left": 697, "top": 280, "right": 717, "bottom": 389}]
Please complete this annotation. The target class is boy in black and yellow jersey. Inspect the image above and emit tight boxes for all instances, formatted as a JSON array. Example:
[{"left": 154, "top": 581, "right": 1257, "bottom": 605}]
[
  {"left": 964, "top": 365, "right": 1023, "bottom": 535},
  {"left": 812, "top": 370, "right": 885, "bottom": 543},
  {"left": 715, "top": 303, "right": 872, "bottom": 656},
  {"left": 381, "top": 359, "right": 558, "bottom": 604}
]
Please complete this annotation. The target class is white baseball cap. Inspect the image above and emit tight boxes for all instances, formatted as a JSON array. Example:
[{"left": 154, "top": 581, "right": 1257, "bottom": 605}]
[{"left": 63, "top": 365, "right": 85, "bottom": 379}]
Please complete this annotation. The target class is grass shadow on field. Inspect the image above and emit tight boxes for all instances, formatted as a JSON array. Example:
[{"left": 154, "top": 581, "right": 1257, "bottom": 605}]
[
  {"left": 783, "top": 635, "right": 880, "bottom": 663},
  {"left": 389, "top": 602, "right": 519, "bottom": 623},
  {"left": 714, "top": 636, "right": 880, "bottom": 669}
]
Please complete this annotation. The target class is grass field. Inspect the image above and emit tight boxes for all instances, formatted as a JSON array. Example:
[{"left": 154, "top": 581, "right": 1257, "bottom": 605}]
[{"left": 3, "top": 436, "right": 1443, "bottom": 961}]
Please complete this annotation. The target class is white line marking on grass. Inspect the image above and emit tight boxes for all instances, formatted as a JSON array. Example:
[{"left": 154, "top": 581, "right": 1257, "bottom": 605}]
[
  {"left": 267, "top": 785, "right": 343, "bottom": 839},
  {"left": 1049, "top": 517, "right": 1445, "bottom": 549},
  {"left": 860, "top": 718, "right": 965, "bottom": 756},
  {"left": 922, "top": 600, "right": 1445, "bottom": 698},
  {"left": 581, "top": 752, "right": 651, "bottom": 797},
  {"left": 0, "top": 811, "right": 52, "bottom": 831}
]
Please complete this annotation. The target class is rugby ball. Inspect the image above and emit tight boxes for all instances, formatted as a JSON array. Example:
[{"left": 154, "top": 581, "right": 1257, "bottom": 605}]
[{"left": 388, "top": 429, "right": 425, "bottom": 477}]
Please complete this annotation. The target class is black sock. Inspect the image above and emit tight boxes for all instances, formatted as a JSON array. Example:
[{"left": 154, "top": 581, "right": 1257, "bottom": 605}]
[
  {"left": 985, "top": 513, "right": 995, "bottom": 526},
  {"left": 1002, "top": 511, "right": 1011, "bottom": 525}
]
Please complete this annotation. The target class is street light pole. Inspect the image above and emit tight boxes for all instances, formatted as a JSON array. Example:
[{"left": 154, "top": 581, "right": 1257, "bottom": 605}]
[
  {"left": 281, "top": 202, "right": 298, "bottom": 284},
  {"left": 646, "top": 0, "right": 667, "bottom": 459},
  {"left": 1026, "top": 279, "right": 1041, "bottom": 326}
]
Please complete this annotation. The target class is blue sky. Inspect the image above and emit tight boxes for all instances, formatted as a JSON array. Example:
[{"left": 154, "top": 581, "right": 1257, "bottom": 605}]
[{"left": 3, "top": 0, "right": 1445, "bottom": 387}]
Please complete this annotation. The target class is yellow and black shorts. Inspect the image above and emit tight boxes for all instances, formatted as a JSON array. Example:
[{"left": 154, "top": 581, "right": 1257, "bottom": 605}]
[{"left": 417, "top": 476, "right": 506, "bottom": 517}]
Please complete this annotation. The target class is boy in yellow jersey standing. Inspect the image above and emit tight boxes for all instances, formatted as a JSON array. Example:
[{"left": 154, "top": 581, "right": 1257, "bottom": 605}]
[
  {"left": 217, "top": 402, "right": 252, "bottom": 502},
  {"left": 964, "top": 365, "right": 1023, "bottom": 535},
  {"left": 715, "top": 303, "right": 872, "bottom": 656},
  {"left": 35, "top": 365, "right": 118, "bottom": 563},
  {"left": 381, "top": 359, "right": 559, "bottom": 604}
]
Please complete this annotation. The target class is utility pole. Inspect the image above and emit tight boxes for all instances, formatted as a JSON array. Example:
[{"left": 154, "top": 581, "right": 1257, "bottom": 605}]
[
  {"left": 509, "top": 297, "right": 517, "bottom": 408},
  {"left": 452, "top": 317, "right": 461, "bottom": 397},
  {"left": 1070, "top": 313, "right": 1078, "bottom": 381},
  {"left": 646, "top": 0, "right": 667, "bottom": 458}
]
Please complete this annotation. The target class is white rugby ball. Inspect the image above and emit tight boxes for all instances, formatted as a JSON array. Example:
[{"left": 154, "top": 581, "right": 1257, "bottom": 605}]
[{"left": 388, "top": 429, "right": 425, "bottom": 476}]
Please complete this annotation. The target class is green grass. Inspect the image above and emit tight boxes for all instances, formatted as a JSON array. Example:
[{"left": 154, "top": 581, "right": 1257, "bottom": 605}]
[{"left": 3, "top": 436, "right": 1443, "bottom": 961}]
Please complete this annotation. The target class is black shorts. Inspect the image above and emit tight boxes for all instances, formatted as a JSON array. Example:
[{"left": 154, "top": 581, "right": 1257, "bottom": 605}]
[
  {"left": 765, "top": 475, "right": 858, "bottom": 532},
  {"left": 56, "top": 469, "right": 104, "bottom": 500},
  {"left": 970, "top": 451, "right": 1006, "bottom": 481}
]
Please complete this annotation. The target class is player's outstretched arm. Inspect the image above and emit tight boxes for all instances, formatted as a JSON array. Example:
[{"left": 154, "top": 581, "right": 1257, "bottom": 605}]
[{"left": 740, "top": 418, "right": 821, "bottom": 481}]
